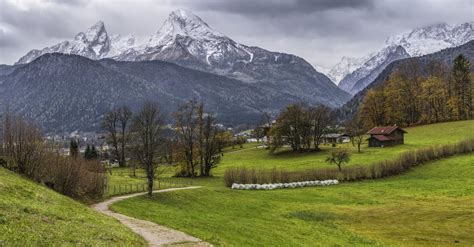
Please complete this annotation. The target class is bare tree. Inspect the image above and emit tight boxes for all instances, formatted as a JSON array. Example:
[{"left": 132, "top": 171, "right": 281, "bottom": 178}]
[
  {"left": 117, "top": 106, "right": 132, "bottom": 167},
  {"left": 196, "top": 103, "right": 205, "bottom": 176},
  {"left": 101, "top": 110, "right": 120, "bottom": 163},
  {"left": 201, "top": 114, "right": 220, "bottom": 176},
  {"left": 173, "top": 100, "right": 198, "bottom": 177},
  {"left": 101, "top": 105, "right": 132, "bottom": 167},
  {"left": 347, "top": 115, "right": 366, "bottom": 153},
  {"left": 131, "top": 102, "right": 165, "bottom": 197},
  {"left": 309, "top": 105, "right": 332, "bottom": 150},
  {"left": 2, "top": 112, "right": 45, "bottom": 180}
]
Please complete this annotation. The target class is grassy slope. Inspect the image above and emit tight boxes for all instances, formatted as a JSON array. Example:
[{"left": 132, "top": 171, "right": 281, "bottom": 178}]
[
  {"left": 215, "top": 120, "right": 474, "bottom": 174},
  {"left": 112, "top": 154, "right": 474, "bottom": 246},
  {"left": 110, "top": 121, "right": 474, "bottom": 246},
  {"left": 0, "top": 168, "right": 146, "bottom": 246}
]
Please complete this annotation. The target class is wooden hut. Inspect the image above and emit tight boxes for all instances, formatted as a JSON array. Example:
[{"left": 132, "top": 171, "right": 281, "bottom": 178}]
[{"left": 366, "top": 125, "right": 407, "bottom": 147}]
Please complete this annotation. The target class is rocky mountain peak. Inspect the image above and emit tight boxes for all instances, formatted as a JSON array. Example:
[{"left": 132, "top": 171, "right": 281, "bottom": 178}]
[
  {"left": 385, "top": 21, "right": 473, "bottom": 57},
  {"left": 152, "top": 9, "right": 225, "bottom": 45},
  {"left": 74, "top": 21, "right": 107, "bottom": 42}
]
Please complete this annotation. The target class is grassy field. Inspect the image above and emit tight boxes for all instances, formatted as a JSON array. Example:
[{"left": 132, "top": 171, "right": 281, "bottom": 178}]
[
  {"left": 105, "top": 166, "right": 195, "bottom": 197},
  {"left": 104, "top": 143, "right": 255, "bottom": 196},
  {"left": 112, "top": 153, "right": 474, "bottom": 246},
  {"left": 0, "top": 168, "right": 146, "bottom": 246},
  {"left": 107, "top": 120, "right": 474, "bottom": 184},
  {"left": 109, "top": 120, "right": 474, "bottom": 246},
  {"left": 216, "top": 120, "right": 474, "bottom": 174}
]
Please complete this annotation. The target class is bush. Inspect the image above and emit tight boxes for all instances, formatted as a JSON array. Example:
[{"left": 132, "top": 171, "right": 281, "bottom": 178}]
[
  {"left": 40, "top": 154, "right": 106, "bottom": 200},
  {"left": 224, "top": 138, "right": 474, "bottom": 187}
]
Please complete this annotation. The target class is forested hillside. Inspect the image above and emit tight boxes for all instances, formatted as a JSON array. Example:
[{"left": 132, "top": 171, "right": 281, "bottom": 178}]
[{"left": 339, "top": 40, "right": 474, "bottom": 127}]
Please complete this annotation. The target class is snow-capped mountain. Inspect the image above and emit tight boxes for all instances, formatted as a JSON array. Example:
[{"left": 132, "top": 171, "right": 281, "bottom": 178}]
[
  {"left": 386, "top": 22, "right": 474, "bottom": 57},
  {"left": 327, "top": 56, "right": 368, "bottom": 85},
  {"left": 19, "top": 21, "right": 116, "bottom": 64},
  {"left": 8, "top": 9, "right": 350, "bottom": 131},
  {"left": 16, "top": 9, "right": 350, "bottom": 109},
  {"left": 332, "top": 21, "right": 473, "bottom": 95},
  {"left": 16, "top": 9, "right": 241, "bottom": 66},
  {"left": 339, "top": 40, "right": 474, "bottom": 122},
  {"left": 338, "top": 45, "right": 409, "bottom": 94}
]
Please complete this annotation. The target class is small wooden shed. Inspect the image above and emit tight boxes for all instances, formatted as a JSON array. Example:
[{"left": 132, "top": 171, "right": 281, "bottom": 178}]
[{"left": 366, "top": 125, "right": 407, "bottom": 147}]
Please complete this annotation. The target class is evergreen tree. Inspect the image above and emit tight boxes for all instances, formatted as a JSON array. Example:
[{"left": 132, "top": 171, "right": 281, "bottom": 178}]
[
  {"left": 69, "top": 139, "right": 79, "bottom": 158},
  {"left": 452, "top": 54, "right": 472, "bottom": 119},
  {"left": 84, "top": 144, "right": 91, "bottom": 159},
  {"left": 90, "top": 145, "right": 99, "bottom": 160}
]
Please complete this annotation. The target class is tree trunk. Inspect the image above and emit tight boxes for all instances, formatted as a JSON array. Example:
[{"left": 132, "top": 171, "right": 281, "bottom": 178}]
[{"left": 147, "top": 175, "right": 153, "bottom": 197}]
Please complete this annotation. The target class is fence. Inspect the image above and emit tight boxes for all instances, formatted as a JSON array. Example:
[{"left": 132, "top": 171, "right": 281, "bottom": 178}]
[{"left": 105, "top": 178, "right": 194, "bottom": 197}]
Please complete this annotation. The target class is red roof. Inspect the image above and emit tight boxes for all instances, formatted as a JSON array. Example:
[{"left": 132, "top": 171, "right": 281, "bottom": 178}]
[
  {"left": 367, "top": 126, "right": 407, "bottom": 135},
  {"left": 369, "top": 135, "right": 395, "bottom": 141}
]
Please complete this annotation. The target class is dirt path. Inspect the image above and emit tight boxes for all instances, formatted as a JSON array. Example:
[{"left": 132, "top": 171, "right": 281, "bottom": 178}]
[{"left": 91, "top": 186, "right": 211, "bottom": 247}]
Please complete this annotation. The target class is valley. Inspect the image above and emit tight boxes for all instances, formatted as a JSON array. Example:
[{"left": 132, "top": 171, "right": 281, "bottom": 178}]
[
  {"left": 109, "top": 120, "right": 474, "bottom": 246},
  {"left": 0, "top": 3, "right": 473, "bottom": 247}
]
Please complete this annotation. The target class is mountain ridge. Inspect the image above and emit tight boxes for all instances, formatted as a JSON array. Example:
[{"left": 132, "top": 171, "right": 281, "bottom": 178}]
[
  {"left": 15, "top": 9, "right": 350, "bottom": 110},
  {"left": 1, "top": 52, "right": 318, "bottom": 132},
  {"left": 337, "top": 40, "right": 474, "bottom": 122},
  {"left": 331, "top": 21, "right": 473, "bottom": 94}
]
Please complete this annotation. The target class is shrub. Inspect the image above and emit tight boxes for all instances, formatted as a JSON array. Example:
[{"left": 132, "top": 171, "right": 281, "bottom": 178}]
[
  {"left": 223, "top": 138, "right": 474, "bottom": 187},
  {"left": 40, "top": 154, "right": 106, "bottom": 200}
]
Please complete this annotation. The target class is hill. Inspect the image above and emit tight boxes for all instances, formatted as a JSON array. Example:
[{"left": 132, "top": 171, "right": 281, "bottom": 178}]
[
  {"left": 0, "top": 52, "right": 348, "bottom": 132},
  {"left": 215, "top": 120, "right": 474, "bottom": 173},
  {"left": 338, "top": 40, "right": 474, "bottom": 122},
  {"left": 113, "top": 154, "right": 474, "bottom": 246},
  {"left": 110, "top": 120, "right": 474, "bottom": 246},
  {"left": 0, "top": 168, "right": 145, "bottom": 245},
  {"left": 331, "top": 21, "right": 473, "bottom": 93},
  {"left": 0, "top": 53, "right": 305, "bottom": 132}
]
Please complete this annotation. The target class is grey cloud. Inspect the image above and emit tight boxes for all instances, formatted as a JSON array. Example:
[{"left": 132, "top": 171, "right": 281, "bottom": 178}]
[
  {"left": 0, "top": 0, "right": 472, "bottom": 69},
  {"left": 0, "top": 1, "right": 77, "bottom": 39},
  {"left": 183, "top": 0, "right": 374, "bottom": 17},
  {"left": 0, "top": 28, "right": 16, "bottom": 48}
]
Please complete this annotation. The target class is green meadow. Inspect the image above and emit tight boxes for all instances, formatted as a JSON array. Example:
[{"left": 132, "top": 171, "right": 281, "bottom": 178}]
[
  {"left": 109, "top": 120, "right": 474, "bottom": 246},
  {"left": 216, "top": 120, "right": 474, "bottom": 174},
  {"left": 0, "top": 168, "right": 146, "bottom": 246}
]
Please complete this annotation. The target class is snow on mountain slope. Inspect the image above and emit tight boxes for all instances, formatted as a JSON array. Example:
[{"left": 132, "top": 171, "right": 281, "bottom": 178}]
[
  {"left": 338, "top": 45, "right": 409, "bottom": 94},
  {"left": 334, "top": 21, "right": 473, "bottom": 94},
  {"left": 327, "top": 56, "right": 369, "bottom": 85},
  {"left": 386, "top": 22, "right": 474, "bottom": 57},
  {"left": 16, "top": 9, "right": 252, "bottom": 69},
  {"left": 15, "top": 9, "right": 350, "bottom": 108}
]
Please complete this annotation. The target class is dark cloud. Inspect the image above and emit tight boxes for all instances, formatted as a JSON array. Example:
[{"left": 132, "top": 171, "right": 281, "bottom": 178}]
[
  {"left": 185, "top": 0, "right": 374, "bottom": 17},
  {"left": 0, "top": 0, "right": 472, "bottom": 70}
]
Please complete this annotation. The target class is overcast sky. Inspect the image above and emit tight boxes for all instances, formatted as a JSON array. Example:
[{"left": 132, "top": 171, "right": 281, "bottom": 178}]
[{"left": 0, "top": 0, "right": 472, "bottom": 69}]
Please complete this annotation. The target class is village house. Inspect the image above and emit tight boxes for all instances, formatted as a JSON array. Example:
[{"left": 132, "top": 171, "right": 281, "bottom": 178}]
[
  {"left": 321, "top": 133, "right": 351, "bottom": 144},
  {"left": 367, "top": 125, "right": 407, "bottom": 147}
]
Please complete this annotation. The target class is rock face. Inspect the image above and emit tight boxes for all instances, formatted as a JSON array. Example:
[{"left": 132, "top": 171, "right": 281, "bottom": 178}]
[
  {"left": 332, "top": 22, "right": 474, "bottom": 95},
  {"left": 15, "top": 9, "right": 350, "bottom": 110}
]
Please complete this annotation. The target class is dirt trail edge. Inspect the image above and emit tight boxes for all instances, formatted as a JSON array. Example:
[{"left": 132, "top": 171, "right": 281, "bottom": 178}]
[{"left": 92, "top": 186, "right": 212, "bottom": 247}]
